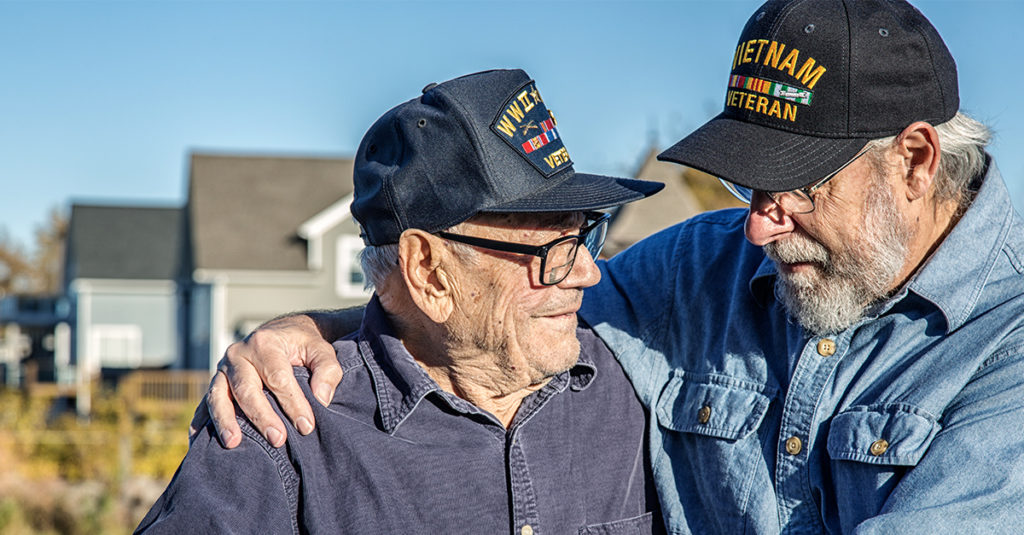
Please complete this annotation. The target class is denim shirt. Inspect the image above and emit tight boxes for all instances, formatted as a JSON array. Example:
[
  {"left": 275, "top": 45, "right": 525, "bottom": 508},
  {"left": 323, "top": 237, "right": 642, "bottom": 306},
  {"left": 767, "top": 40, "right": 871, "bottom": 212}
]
[
  {"left": 137, "top": 297, "right": 661, "bottom": 535},
  {"left": 580, "top": 158, "right": 1024, "bottom": 534}
]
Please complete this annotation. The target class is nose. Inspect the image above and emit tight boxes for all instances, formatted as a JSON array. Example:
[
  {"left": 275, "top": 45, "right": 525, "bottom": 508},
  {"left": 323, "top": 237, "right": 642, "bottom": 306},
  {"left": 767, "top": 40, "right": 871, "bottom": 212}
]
[
  {"left": 558, "top": 246, "right": 601, "bottom": 289},
  {"left": 744, "top": 191, "right": 797, "bottom": 246}
]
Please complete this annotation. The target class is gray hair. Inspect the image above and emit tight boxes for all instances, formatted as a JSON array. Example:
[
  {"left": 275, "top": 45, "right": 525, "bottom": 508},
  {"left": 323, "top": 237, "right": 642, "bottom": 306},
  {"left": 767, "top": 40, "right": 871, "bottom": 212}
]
[
  {"left": 358, "top": 225, "right": 478, "bottom": 291},
  {"left": 866, "top": 111, "right": 991, "bottom": 208},
  {"left": 358, "top": 243, "right": 400, "bottom": 291}
]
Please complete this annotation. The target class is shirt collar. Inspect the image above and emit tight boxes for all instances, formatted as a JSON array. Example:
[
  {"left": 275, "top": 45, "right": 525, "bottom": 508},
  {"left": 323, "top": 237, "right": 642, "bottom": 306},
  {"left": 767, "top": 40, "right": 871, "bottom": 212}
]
[
  {"left": 906, "top": 155, "right": 1011, "bottom": 332},
  {"left": 356, "top": 295, "right": 443, "bottom": 434},
  {"left": 508, "top": 338, "right": 596, "bottom": 428},
  {"left": 748, "top": 154, "right": 1010, "bottom": 333},
  {"left": 357, "top": 296, "right": 598, "bottom": 434},
  {"left": 749, "top": 256, "right": 778, "bottom": 308},
  {"left": 553, "top": 329, "right": 598, "bottom": 393},
  {"left": 568, "top": 341, "right": 597, "bottom": 391}
]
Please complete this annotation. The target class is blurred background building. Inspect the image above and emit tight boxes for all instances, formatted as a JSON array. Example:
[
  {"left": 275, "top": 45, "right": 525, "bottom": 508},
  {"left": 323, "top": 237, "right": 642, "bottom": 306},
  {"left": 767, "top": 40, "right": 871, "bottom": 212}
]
[{"left": 0, "top": 145, "right": 740, "bottom": 418}]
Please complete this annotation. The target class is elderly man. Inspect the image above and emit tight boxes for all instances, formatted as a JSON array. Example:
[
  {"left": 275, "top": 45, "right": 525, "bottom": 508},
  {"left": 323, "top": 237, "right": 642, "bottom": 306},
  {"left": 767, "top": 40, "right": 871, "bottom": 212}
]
[
  {"left": 137, "top": 69, "right": 664, "bottom": 534},
  {"left": 205, "top": 0, "right": 1024, "bottom": 533}
]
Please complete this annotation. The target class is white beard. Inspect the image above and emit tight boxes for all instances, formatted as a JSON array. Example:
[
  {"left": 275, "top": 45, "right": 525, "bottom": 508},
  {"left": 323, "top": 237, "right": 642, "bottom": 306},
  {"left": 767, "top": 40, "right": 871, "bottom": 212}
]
[{"left": 764, "top": 173, "right": 912, "bottom": 335}]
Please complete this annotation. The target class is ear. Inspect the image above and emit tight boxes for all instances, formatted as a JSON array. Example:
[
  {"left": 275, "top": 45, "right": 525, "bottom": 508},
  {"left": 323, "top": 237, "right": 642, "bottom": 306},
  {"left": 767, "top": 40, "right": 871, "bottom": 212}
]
[
  {"left": 894, "top": 121, "right": 941, "bottom": 202},
  {"left": 396, "top": 229, "right": 455, "bottom": 323}
]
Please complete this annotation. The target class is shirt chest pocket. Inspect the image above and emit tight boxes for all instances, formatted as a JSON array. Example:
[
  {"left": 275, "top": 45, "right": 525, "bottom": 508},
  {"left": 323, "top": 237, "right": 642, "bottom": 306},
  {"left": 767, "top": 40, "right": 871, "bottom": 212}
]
[
  {"left": 827, "top": 405, "right": 941, "bottom": 465},
  {"left": 655, "top": 371, "right": 772, "bottom": 441}
]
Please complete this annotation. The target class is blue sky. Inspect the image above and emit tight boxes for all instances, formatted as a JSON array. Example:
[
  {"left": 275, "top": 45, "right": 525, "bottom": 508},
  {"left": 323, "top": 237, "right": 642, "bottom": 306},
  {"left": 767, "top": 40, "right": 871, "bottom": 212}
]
[{"left": 2, "top": 0, "right": 1021, "bottom": 251}]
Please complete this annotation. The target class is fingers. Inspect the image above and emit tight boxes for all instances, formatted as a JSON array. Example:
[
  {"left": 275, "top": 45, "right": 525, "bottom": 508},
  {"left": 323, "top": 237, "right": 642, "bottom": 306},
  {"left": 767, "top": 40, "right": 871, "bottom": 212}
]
[
  {"left": 263, "top": 364, "right": 316, "bottom": 437},
  {"left": 240, "top": 316, "right": 326, "bottom": 432},
  {"left": 307, "top": 340, "right": 344, "bottom": 406},
  {"left": 203, "top": 313, "right": 335, "bottom": 450},
  {"left": 221, "top": 353, "right": 290, "bottom": 448},
  {"left": 206, "top": 371, "right": 243, "bottom": 448}
]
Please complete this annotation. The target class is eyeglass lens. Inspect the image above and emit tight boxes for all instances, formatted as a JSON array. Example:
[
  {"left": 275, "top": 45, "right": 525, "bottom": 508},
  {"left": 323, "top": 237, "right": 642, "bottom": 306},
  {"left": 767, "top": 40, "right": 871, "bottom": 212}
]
[
  {"left": 719, "top": 180, "right": 814, "bottom": 214},
  {"left": 542, "top": 216, "right": 608, "bottom": 285}
]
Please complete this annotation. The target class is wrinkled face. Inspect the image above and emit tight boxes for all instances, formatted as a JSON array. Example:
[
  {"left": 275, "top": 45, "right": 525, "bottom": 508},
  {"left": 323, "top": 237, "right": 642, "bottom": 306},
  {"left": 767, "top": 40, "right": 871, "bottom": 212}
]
[
  {"left": 443, "top": 212, "right": 601, "bottom": 386},
  {"left": 753, "top": 151, "right": 915, "bottom": 334}
]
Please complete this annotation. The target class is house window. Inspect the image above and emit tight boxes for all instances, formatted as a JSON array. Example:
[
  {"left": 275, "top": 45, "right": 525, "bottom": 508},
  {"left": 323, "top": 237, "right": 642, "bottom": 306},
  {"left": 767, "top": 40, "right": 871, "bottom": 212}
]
[
  {"left": 336, "top": 235, "right": 371, "bottom": 298},
  {"left": 88, "top": 324, "right": 143, "bottom": 368}
]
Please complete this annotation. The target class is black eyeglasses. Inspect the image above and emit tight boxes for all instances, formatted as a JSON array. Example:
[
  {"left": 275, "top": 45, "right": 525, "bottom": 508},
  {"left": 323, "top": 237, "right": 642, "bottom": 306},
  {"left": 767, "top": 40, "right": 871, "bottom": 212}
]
[{"left": 436, "top": 211, "right": 610, "bottom": 286}]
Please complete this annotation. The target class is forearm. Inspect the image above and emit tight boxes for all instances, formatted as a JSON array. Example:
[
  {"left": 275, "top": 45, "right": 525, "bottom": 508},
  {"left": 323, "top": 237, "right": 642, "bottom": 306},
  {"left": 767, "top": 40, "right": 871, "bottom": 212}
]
[
  {"left": 264, "top": 305, "right": 365, "bottom": 344},
  {"left": 305, "top": 306, "right": 365, "bottom": 342}
]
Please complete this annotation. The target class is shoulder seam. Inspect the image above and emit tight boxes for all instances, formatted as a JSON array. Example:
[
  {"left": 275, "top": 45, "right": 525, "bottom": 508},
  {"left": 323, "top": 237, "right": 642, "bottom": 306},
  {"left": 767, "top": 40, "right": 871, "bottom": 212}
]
[
  {"left": 1003, "top": 239, "right": 1024, "bottom": 275},
  {"left": 689, "top": 207, "right": 747, "bottom": 227},
  {"left": 978, "top": 339, "right": 1024, "bottom": 372},
  {"left": 237, "top": 415, "right": 301, "bottom": 535}
]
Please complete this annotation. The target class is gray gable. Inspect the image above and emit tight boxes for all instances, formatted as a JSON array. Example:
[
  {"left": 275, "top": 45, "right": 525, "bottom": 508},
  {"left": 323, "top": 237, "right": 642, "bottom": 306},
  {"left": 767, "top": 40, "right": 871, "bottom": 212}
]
[
  {"left": 67, "top": 204, "right": 183, "bottom": 280},
  {"left": 188, "top": 154, "right": 355, "bottom": 271}
]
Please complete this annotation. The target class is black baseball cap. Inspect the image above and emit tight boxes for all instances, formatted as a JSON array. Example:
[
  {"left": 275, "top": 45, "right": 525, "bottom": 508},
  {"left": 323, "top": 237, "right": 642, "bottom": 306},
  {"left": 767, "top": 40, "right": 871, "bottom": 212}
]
[
  {"left": 352, "top": 69, "right": 664, "bottom": 246},
  {"left": 659, "top": 0, "right": 959, "bottom": 192}
]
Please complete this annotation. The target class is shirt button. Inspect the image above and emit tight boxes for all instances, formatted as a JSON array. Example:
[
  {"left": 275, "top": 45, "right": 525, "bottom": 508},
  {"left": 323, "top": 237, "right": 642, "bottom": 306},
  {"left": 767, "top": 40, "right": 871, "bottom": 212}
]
[
  {"left": 521, "top": 525, "right": 534, "bottom": 535},
  {"left": 870, "top": 439, "right": 889, "bottom": 456},
  {"left": 817, "top": 338, "right": 836, "bottom": 356},
  {"left": 785, "top": 436, "right": 803, "bottom": 455},
  {"left": 697, "top": 405, "right": 712, "bottom": 424}
]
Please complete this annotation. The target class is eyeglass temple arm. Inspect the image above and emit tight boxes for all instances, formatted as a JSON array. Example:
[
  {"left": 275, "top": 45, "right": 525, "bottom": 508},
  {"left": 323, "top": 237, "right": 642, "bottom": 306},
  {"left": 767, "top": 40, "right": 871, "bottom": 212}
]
[{"left": 435, "top": 232, "right": 547, "bottom": 257}]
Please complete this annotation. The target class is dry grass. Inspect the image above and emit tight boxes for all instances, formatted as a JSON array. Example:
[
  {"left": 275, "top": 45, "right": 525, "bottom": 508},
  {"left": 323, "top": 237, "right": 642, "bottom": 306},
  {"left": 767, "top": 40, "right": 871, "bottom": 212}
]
[{"left": 0, "top": 387, "right": 193, "bottom": 534}]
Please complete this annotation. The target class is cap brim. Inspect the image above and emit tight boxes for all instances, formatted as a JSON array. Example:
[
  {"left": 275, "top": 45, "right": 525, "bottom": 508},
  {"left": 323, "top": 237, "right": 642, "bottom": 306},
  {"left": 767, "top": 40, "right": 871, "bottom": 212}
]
[
  {"left": 485, "top": 173, "right": 664, "bottom": 213},
  {"left": 658, "top": 113, "right": 869, "bottom": 192}
]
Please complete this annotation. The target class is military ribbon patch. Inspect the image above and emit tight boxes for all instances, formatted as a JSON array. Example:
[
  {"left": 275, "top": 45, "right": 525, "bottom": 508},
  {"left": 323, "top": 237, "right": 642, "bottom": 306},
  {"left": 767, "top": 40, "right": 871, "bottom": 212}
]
[
  {"left": 521, "top": 118, "right": 559, "bottom": 154},
  {"left": 729, "top": 75, "right": 813, "bottom": 105},
  {"left": 490, "top": 82, "right": 572, "bottom": 177}
]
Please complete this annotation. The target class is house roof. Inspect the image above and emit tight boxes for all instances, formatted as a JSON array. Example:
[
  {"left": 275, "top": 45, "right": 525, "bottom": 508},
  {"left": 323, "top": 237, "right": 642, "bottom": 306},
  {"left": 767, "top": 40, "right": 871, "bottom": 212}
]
[
  {"left": 604, "top": 147, "right": 746, "bottom": 257},
  {"left": 67, "top": 204, "right": 183, "bottom": 280},
  {"left": 188, "top": 154, "right": 355, "bottom": 271},
  {"left": 604, "top": 148, "right": 704, "bottom": 256}
]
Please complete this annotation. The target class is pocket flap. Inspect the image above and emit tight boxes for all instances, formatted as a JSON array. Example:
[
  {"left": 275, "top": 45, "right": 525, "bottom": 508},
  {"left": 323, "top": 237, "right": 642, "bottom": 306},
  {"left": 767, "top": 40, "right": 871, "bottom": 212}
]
[
  {"left": 655, "top": 371, "right": 772, "bottom": 441},
  {"left": 827, "top": 405, "right": 940, "bottom": 466}
]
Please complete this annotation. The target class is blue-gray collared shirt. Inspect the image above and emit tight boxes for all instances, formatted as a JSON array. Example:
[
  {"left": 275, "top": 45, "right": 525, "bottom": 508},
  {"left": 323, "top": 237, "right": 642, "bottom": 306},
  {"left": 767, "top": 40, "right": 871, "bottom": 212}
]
[
  {"left": 137, "top": 297, "right": 661, "bottom": 535},
  {"left": 581, "top": 157, "right": 1024, "bottom": 534}
]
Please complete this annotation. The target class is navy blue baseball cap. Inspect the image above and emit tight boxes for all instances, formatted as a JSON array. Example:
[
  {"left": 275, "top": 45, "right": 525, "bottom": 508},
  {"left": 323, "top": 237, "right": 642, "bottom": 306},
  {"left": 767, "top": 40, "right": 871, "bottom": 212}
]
[
  {"left": 659, "top": 0, "right": 959, "bottom": 192},
  {"left": 351, "top": 69, "right": 664, "bottom": 246}
]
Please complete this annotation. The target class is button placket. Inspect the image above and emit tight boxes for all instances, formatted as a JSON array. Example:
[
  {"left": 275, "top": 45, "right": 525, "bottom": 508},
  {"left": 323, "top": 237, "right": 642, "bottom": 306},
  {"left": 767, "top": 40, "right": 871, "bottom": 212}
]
[
  {"left": 507, "top": 430, "right": 541, "bottom": 534},
  {"left": 774, "top": 332, "right": 849, "bottom": 529}
]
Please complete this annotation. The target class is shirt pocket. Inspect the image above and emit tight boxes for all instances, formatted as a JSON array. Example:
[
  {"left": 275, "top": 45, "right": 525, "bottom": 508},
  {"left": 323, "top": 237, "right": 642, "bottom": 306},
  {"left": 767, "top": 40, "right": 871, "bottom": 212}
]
[
  {"left": 827, "top": 405, "right": 941, "bottom": 465},
  {"left": 579, "top": 512, "right": 653, "bottom": 535},
  {"left": 655, "top": 371, "right": 772, "bottom": 441}
]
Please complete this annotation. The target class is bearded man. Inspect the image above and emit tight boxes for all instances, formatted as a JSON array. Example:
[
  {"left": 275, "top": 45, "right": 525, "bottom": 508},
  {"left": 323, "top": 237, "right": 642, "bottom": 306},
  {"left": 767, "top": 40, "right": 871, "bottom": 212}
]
[{"left": 201, "top": 1, "right": 1024, "bottom": 533}]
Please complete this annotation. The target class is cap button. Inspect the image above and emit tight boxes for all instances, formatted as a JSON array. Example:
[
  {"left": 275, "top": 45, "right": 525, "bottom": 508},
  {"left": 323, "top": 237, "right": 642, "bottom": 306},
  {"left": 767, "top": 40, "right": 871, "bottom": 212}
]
[{"left": 422, "top": 82, "right": 438, "bottom": 93}]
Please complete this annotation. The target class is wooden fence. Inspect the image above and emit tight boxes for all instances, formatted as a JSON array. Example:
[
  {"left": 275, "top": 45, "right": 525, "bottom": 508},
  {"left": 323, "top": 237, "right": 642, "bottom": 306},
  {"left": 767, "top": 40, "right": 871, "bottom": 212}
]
[{"left": 117, "top": 370, "right": 210, "bottom": 416}]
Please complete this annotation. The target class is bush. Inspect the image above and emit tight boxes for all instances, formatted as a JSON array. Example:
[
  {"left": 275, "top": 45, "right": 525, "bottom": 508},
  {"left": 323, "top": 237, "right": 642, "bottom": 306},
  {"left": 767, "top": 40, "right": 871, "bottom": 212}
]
[{"left": 0, "top": 385, "right": 196, "bottom": 533}]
